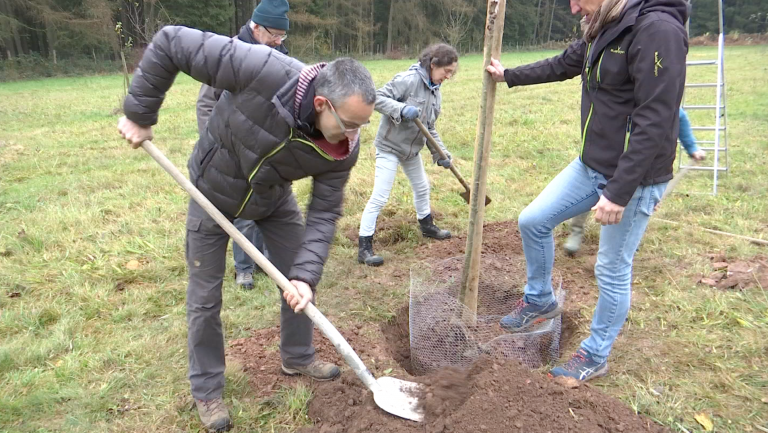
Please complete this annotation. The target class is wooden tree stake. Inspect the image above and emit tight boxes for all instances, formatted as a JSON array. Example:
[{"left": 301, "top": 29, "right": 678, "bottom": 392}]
[{"left": 459, "top": 0, "right": 507, "bottom": 319}]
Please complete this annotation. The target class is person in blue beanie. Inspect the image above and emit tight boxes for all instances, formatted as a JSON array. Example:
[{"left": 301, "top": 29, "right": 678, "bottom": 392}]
[
  {"left": 249, "top": 0, "right": 290, "bottom": 53},
  {"left": 563, "top": 107, "right": 706, "bottom": 256},
  {"left": 196, "top": 0, "right": 291, "bottom": 291}
]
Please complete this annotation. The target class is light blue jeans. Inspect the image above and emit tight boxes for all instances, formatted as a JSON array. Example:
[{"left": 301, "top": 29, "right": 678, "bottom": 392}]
[
  {"left": 518, "top": 158, "right": 666, "bottom": 362},
  {"left": 232, "top": 218, "right": 266, "bottom": 274},
  {"left": 359, "top": 150, "right": 431, "bottom": 237}
]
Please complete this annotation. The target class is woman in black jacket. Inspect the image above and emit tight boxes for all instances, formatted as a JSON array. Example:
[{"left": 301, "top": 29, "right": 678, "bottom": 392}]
[{"left": 486, "top": 0, "right": 688, "bottom": 381}]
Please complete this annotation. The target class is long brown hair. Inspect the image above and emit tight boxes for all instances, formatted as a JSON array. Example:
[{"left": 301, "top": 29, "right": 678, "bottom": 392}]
[{"left": 581, "top": 0, "right": 629, "bottom": 42}]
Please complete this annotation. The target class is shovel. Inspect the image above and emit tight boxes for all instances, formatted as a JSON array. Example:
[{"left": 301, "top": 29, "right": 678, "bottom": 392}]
[
  {"left": 414, "top": 118, "right": 491, "bottom": 206},
  {"left": 139, "top": 140, "right": 424, "bottom": 422}
]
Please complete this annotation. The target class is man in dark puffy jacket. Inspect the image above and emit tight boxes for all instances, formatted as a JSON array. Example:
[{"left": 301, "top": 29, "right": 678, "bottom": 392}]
[
  {"left": 196, "top": 0, "right": 291, "bottom": 291},
  {"left": 117, "top": 25, "right": 375, "bottom": 432}
]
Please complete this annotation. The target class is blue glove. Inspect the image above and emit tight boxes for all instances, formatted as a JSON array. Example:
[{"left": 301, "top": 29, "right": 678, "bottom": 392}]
[{"left": 401, "top": 105, "right": 420, "bottom": 122}]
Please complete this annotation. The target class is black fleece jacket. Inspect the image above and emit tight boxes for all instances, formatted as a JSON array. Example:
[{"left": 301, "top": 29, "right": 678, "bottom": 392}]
[{"left": 504, "top": 0, "right": 689, "bottom": 206}]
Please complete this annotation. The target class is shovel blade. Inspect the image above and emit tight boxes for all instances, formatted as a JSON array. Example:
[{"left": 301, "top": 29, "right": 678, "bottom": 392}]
[
  {"left": 460, "top": 190, "right": 492, "bottom": 206},
  {"left": 372, "top": 376, "right": 424, "bottom": 422}
]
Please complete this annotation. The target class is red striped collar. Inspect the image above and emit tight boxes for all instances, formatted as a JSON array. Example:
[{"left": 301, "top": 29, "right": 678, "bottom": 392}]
[
  {"left": 293, "top": 63, "right": 358, "bottom": 161},
  {"left": 294, "top": 62, "right": 327, "bottom": 118}
]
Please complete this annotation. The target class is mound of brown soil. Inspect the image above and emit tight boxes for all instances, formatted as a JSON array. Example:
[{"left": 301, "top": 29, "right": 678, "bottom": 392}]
[
  {"left": 413, "top": 220, "right": 598, "bottom": 355},
  {"left": 300, "top": 358, "right": 668, "bottom": 433},
  {"left": 233, "top": 220, "right": 664, "bottom": 433},
  {"left": 416, "top": 220, "right": 524, "bottom": 260}
]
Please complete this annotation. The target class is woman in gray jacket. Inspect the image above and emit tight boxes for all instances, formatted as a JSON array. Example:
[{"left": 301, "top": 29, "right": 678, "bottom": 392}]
[{"left": 357, "top": 44, "right": 458, "bottom": 267}]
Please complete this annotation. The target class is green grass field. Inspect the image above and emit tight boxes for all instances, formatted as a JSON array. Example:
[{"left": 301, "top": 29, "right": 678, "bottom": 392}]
[{"left": 1, "top": 45, "right": 767, "bottom": 432}]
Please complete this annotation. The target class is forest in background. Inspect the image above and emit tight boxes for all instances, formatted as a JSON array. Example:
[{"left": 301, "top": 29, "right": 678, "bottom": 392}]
[{"left": 1, "top": 0, "right": 766, "bottom": 79}]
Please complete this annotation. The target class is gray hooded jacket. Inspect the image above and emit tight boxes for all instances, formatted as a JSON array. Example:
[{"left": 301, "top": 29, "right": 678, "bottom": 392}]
[{"left": 373, "top": 63, "right": 450, "bottom": 161}]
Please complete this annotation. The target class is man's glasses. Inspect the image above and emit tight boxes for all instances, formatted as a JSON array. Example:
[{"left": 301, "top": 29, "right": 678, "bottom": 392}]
[
  {"left": 326, "top": 99, "right": 369, "bottom": 133},
  {"left": 264, "top": 27, "right": 288, "bottom": 42}
]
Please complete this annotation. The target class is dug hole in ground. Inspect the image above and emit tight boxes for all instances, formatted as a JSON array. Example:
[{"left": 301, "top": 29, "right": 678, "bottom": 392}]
[{"left": 229, "top": 221, "right": 668, "bottom": 432}]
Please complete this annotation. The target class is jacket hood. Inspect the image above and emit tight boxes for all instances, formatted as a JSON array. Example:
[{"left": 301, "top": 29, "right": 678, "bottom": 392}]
[
  {"left": 409, "top": 63, "right": 440, "bottom": 89},
  {"left": 639, "top": 0, "right": 688, "bottom": 26},
  {"left": 587, "top": 0, "right": 687, "bottom": 65}
]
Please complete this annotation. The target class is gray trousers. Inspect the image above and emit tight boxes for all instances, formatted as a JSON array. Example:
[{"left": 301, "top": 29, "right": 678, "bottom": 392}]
[
  {"left": 232, "top": 218, "right": 266, "bottom": 274},
  {"left": 185, "top": 196, "right": 314, "bottom": 400}
]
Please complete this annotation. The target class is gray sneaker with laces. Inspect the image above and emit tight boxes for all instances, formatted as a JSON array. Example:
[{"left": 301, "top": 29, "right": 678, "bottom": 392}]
[{"left": 235, "top": 272, "right": 254, "bottom": 290}]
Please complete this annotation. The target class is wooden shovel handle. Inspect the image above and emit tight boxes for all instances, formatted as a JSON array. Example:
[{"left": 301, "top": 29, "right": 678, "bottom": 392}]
[
  {"left": 139, "top": 139, "right": 379, "bottom": 391},
  {"left": 141, "top": 140, "right": 299, "bottom": 298},
  {"left": 414, "top": 118, "right": 472, "bottom": 192}
]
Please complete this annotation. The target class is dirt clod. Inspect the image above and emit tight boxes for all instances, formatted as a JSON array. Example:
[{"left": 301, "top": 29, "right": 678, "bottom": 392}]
[
  {"left": 553, "top": 375, "right": 581, "bottom": 389},
  {"left": 700, "top": 256, "right": 768, "bottom": 291}
]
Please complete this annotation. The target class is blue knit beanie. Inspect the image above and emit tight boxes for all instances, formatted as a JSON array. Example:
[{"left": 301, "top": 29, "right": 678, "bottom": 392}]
[{"left": 251, "top": 0, "right": 290, "bottom": 31}]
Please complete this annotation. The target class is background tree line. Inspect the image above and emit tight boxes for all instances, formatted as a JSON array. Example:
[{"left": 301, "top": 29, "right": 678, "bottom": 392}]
[{"left": 1, "top": 0, "right": 766, "bottom": 66}]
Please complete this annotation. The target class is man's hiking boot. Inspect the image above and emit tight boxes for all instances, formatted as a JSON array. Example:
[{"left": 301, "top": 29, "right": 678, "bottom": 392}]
[
  {"left": 358, "top": 235, "right": 384, "bottom": 267},
  {"left": 236, "top": 272, "right": 254, "bottom": 290},
  {"left": 194, "top": 397, "right": 233, "bottom": 432},
  {"left": 499, "top": 298, "right": 562, "bottom": 332},
  {"left": 418, "top": 214, "right": 451, "bottom": 240},
  {"left": 281, "top": 359, "right": 340, "bottom": 381},
  {"left": 549, "top": 348, "right": 609, "bottom": 382}
]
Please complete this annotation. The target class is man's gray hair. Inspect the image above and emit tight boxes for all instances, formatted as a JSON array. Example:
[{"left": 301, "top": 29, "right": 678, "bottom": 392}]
[{"left": 315, "top": 58, "right": 376, "bottom": 106}]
